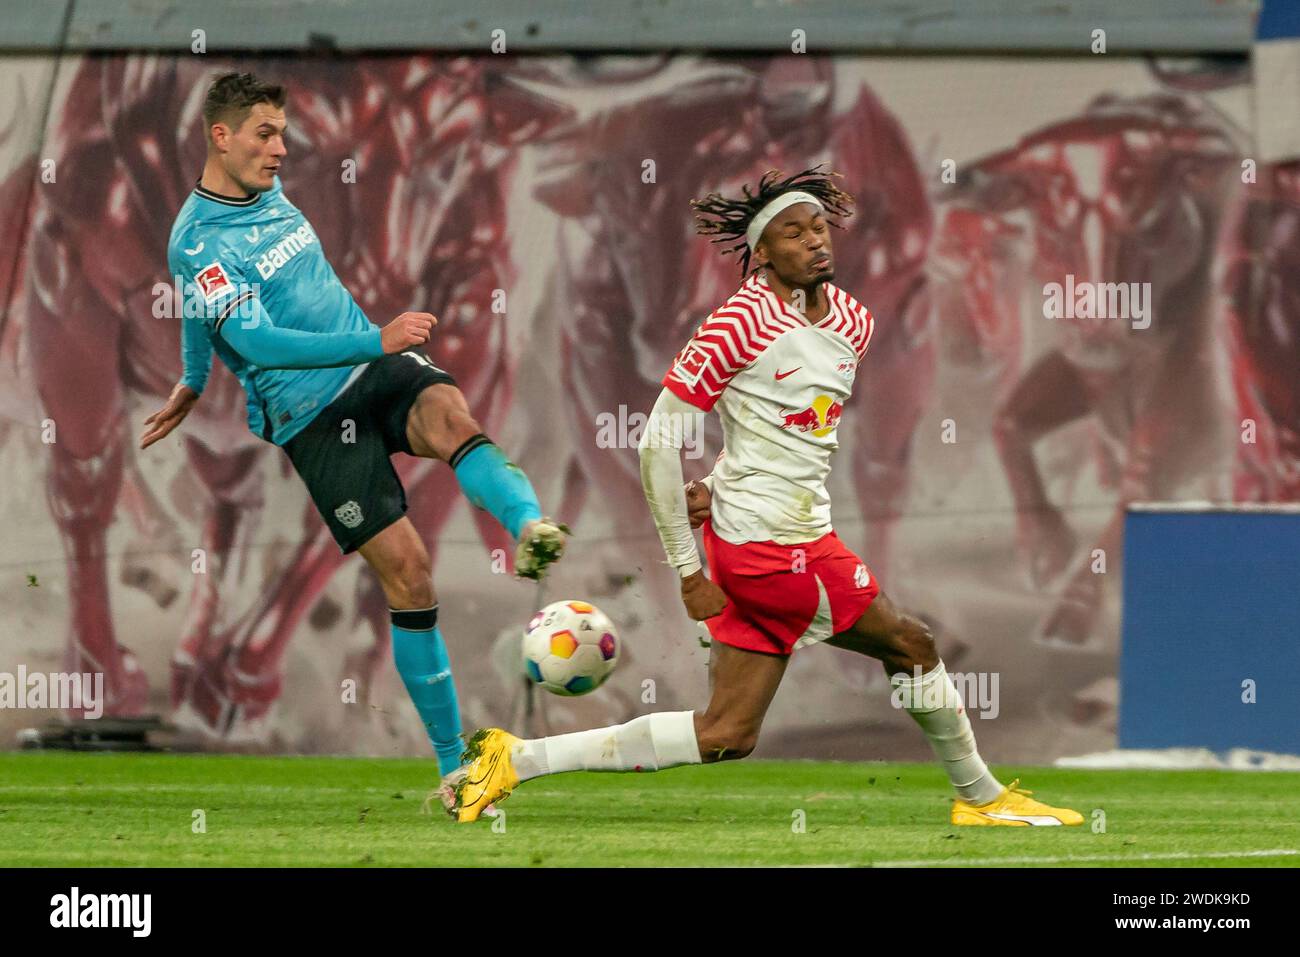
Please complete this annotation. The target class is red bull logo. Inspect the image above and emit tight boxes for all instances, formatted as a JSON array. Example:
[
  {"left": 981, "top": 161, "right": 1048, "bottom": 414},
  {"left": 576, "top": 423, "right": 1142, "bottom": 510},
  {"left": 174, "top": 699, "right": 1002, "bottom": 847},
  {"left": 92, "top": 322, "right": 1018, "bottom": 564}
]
[{"left": 779, "top": 394, "right": 842, "bottom": 438}]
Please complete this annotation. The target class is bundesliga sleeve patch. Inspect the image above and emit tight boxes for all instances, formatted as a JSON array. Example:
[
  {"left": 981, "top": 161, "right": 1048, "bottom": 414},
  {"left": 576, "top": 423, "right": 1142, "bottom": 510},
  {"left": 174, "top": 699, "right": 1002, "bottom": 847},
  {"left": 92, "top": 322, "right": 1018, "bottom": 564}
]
[
  {"left": 671, "top": 343, "right": 713, "bottom": 387},
  {"left": 195, "top": 262, "right": 235, "bottom": 304}
]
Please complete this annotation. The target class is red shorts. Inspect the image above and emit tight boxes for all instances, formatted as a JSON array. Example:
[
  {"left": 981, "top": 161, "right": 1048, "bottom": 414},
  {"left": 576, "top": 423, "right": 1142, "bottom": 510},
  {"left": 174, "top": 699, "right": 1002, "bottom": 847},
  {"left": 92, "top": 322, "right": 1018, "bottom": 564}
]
[{"left": 701, "top": 522, "right": 880, "bottom": 657}]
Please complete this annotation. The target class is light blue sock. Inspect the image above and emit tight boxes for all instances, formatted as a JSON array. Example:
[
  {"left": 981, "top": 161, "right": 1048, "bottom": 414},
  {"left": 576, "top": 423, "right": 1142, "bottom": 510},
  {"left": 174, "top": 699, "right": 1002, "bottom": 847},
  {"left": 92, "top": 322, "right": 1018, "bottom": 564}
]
[
  {"left": 390, "top": 606, "right": 462, "bottom": 776},
  {"left": 450, "top": 435, "right": 543, "bottom": 539}
]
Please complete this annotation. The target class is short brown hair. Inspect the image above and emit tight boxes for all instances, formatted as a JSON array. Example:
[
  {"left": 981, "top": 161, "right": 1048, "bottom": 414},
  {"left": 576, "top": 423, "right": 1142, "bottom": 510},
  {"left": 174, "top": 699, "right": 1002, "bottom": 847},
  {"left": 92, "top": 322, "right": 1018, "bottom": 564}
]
[{"left": 202, "top": 72, "right": 286, "bottom": 136}]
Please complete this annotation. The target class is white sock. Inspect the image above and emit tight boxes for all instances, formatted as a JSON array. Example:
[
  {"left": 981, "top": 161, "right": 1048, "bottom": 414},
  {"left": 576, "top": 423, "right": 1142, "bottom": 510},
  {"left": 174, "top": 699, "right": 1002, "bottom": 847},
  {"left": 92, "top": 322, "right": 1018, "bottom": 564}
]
[
  {"left": 891, "top": 661, "right": 1003, "bottom": 805},
  {"left": 511, "top": 711, "right": 702, "bottom": 782}
]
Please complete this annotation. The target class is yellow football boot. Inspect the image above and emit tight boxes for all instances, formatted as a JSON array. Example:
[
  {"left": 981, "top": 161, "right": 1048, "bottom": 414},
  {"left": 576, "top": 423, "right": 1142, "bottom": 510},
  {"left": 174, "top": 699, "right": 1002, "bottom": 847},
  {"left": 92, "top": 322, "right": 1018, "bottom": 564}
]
[
  {"left": 450, "top": 728, "right": 521, "bottom": 823},
  {"left": 427, "top": 767, "right": 499, "bottom": 820},
  {"left": 951, "top": 779, "right": 1084, "bottom": 826}
]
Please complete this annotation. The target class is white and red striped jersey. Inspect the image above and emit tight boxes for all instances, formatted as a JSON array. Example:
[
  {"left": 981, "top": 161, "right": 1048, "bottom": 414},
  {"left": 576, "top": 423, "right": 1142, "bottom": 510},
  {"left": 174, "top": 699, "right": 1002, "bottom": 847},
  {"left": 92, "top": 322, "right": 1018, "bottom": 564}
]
[{"left": 663, "top": 271, "right": 875, "bottom": 545}]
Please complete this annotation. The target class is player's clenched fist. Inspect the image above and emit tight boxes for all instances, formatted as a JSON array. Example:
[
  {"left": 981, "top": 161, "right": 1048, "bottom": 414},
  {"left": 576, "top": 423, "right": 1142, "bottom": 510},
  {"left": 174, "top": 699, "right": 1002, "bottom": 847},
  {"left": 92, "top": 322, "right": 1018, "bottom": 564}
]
[
  {"left": 381, "top": 311, "right": 437, "bottom": 353},
  {"left": 684, "top": 479, "right": 712, "bottom": 529},
  {"left": 680, "top": 569, "right": 728, "bottom": 621}
]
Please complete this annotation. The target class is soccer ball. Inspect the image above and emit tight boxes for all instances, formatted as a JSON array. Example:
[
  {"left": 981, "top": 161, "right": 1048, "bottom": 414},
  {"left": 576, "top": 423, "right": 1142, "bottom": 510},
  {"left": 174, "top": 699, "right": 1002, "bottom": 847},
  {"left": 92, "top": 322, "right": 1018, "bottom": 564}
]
[{"left": 522, "top": 600, "right": 620, "bottom": 696}]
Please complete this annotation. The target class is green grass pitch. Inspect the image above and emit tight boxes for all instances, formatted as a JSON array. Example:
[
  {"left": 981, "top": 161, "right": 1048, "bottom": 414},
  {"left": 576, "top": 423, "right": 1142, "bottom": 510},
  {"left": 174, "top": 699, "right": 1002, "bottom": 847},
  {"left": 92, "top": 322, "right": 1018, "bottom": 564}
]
[{"left": 1, "top": 752, "right": 1297, "bottom": 867}]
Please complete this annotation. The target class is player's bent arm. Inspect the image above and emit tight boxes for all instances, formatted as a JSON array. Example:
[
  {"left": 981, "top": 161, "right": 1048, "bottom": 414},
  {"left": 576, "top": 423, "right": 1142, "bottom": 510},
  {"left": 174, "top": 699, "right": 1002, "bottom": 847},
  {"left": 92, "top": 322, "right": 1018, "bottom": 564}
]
[
  {"left": 217, "top": 300, "right": 385, "bottom": 370},
  {"left": 638, "top": 388, "right": 707, "bottom": 578}
]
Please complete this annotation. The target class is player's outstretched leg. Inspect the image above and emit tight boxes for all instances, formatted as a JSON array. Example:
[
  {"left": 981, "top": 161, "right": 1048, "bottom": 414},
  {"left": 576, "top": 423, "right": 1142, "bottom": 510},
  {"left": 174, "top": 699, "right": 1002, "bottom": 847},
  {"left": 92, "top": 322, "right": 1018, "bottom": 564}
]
[
  {"left": 450, "top": 641, "right": 787, "bottom": 822},
  {"left": 404, "top": 382, "right": 566, "bottom": 580},
  {"left": 358, "top": 519, "right": 465, "bottom": 784},
  {"left": 829, "top": 592, "right": 1082, "bottom": 826}
]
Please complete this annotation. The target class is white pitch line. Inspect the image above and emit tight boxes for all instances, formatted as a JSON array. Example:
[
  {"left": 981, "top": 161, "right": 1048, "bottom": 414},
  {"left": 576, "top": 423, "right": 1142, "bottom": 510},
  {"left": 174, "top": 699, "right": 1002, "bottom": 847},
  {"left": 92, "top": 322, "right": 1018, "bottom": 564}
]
[
  {"left": 872, "top": 849, "right": 1300, "bottom": 868},
  {"left": 0, "top": 784, "right": 363, "bottom": 794}
]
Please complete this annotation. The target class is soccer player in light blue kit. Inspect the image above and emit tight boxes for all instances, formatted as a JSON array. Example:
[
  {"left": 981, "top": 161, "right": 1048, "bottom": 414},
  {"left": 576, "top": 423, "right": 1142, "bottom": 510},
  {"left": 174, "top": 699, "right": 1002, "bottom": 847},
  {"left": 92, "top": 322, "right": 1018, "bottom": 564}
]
[{"left": 141, "top": 72, "right": 564, "bottom": 805}]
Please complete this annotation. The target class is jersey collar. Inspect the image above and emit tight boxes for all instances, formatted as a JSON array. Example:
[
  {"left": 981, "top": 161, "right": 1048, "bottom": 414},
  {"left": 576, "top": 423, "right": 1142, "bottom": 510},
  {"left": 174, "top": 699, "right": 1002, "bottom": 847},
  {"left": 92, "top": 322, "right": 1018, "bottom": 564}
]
[
  {"left": 193, "top": 179, "right": 262, "bottom": 207},
  {"left": 750, "top": 271, "right": 837, "bottom": 327}
]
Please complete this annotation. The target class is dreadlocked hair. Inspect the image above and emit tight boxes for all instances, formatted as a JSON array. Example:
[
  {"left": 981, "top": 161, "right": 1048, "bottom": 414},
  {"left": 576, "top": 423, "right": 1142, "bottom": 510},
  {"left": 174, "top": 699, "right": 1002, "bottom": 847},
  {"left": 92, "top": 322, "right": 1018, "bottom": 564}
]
[{"left": 690, "top": 165, "right": 854, "bottom": 276}]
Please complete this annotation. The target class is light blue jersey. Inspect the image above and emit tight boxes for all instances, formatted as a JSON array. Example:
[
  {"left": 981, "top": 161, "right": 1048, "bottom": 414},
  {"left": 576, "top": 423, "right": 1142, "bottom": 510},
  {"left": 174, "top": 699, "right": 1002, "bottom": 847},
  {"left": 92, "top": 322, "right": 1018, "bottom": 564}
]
[{"left": 167, "top": 178, "right": 384, "bottom": 445}]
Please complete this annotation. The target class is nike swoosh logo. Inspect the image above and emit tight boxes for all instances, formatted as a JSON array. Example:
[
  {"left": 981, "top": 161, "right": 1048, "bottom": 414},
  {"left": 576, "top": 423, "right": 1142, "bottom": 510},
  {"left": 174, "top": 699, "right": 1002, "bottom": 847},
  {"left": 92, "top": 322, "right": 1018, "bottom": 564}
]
[
  {"left": 468, "top": 750, "right": 502, "bottom": 788},
  {"left": 774, "top": 368, "right": 801, "bottom": 380},
  {"left": 986, "top": 811, "right": 1063, "bottom": 826}
]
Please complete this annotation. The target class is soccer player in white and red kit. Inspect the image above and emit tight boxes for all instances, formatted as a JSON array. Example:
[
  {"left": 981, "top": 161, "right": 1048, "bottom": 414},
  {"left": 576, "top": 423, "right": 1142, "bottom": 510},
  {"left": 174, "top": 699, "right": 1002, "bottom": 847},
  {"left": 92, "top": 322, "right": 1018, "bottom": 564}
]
[{"left": 453, "top": 168, "right": 1081, "bottom": 826}]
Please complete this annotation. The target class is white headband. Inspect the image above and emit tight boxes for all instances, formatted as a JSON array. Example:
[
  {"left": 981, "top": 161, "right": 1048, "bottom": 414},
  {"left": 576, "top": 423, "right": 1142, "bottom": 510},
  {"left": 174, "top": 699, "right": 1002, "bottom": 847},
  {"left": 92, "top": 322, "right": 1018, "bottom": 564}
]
[{"left": 745, "top": 191, "right": 825, "bottom": 251}]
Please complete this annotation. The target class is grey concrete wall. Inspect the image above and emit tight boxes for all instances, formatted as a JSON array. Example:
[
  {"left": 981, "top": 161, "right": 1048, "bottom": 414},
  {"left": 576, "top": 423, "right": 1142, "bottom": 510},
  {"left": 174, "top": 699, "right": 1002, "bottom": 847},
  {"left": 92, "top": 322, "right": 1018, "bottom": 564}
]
[{"left": 0, "top": 0, "right": 1259, "bottom": 53}]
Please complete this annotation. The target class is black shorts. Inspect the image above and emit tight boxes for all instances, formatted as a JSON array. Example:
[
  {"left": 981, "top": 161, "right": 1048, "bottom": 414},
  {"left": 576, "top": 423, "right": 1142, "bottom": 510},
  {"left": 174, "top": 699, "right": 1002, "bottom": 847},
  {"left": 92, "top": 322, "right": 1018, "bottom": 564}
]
[{"left": 282, "top": 350, "right": 456, "bottom": 553}]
